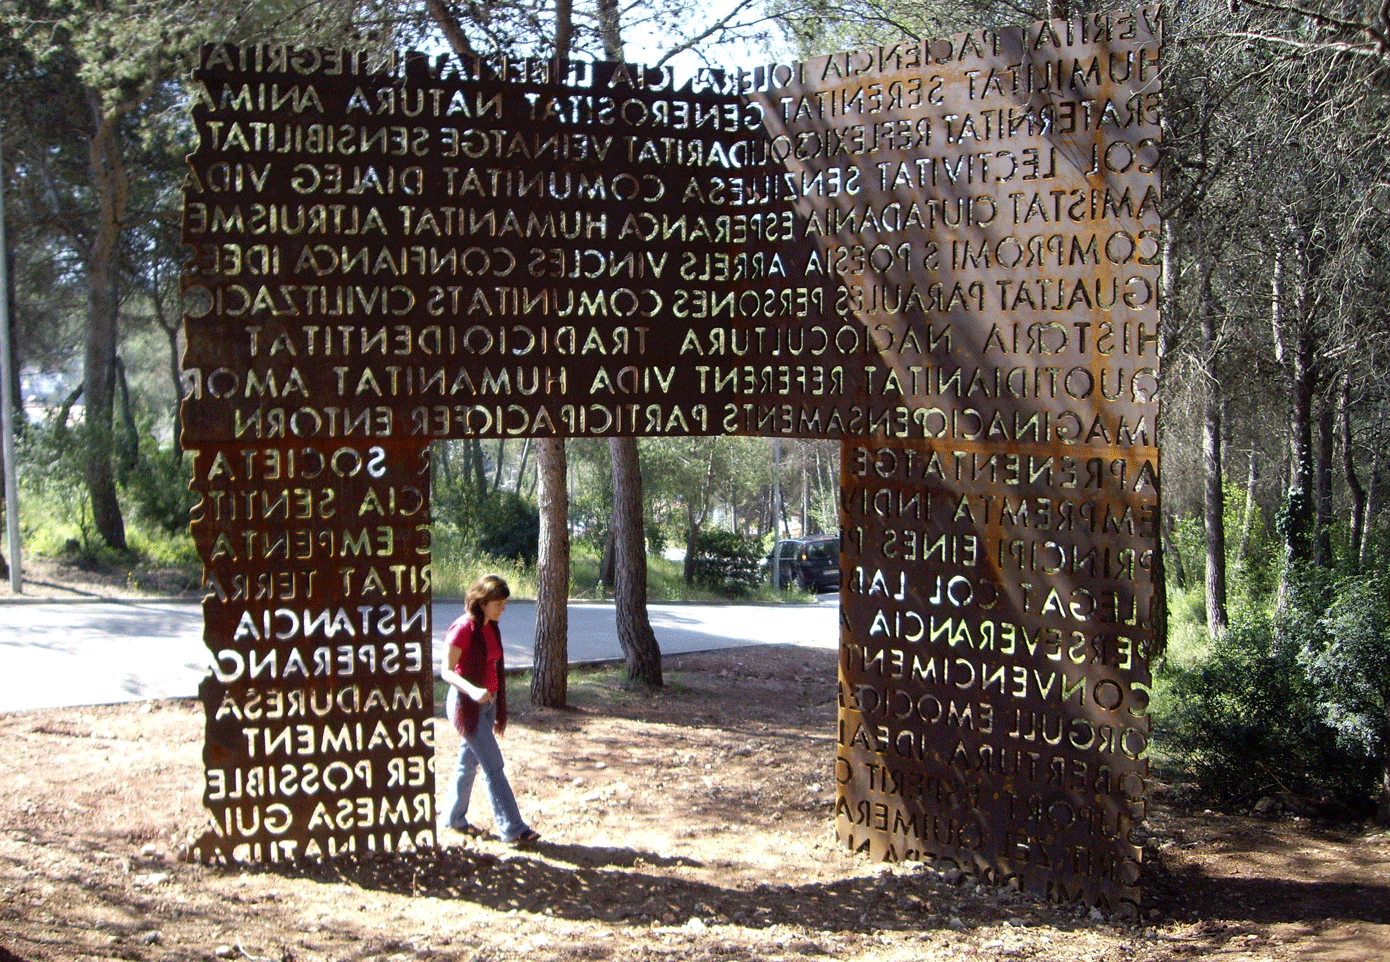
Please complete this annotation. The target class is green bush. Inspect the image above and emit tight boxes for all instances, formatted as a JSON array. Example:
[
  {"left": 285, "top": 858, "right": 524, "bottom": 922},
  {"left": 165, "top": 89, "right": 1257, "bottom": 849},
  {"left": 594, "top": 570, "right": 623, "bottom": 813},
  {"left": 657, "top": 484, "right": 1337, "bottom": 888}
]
[
  {"left": 122, "top": 446, "right": 196, "bottom": 536},
  {"left": 15, "top": 420, "right": 100, "bottom": 555},
  {"left": 475, "top": 491, "right": 540, "bottom": 564},
  {"left": 1156, "top": 599, "right": 1379, "bottom": 814},
  {"left": 1299, "top": 570, "right": 1390, "bottom": 818},
  {"left": 687, "top": 529, "right": 763, "bottom": 598}
]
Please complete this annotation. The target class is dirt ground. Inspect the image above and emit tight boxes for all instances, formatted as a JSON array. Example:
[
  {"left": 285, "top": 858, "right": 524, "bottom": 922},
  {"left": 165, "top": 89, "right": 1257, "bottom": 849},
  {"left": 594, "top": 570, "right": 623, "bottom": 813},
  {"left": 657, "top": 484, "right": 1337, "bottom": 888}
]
[{"left": 2, "top": 562, "right": 1389, "bottom": 962}]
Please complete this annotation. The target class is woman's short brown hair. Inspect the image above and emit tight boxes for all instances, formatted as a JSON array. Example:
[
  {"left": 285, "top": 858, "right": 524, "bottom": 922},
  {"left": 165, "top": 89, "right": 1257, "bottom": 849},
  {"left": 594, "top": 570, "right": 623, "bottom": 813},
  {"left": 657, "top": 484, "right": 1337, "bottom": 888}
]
[{"left": 465, "top": 574, "right": 511, "bottom": 622}]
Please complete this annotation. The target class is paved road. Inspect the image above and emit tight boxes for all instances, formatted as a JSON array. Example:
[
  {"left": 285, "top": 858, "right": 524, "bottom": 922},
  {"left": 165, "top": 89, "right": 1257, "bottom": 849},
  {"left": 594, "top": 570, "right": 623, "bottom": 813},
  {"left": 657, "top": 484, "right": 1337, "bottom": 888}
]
[{"left": 0, "top": 596, "right": 840, "bottom": 712}]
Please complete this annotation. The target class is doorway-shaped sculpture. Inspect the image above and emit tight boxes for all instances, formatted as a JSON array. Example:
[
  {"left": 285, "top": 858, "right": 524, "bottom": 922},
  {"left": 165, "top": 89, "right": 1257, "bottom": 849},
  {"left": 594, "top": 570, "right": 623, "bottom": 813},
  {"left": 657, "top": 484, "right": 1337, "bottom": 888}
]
[{"left": 181, "top": 5, "right": 1162, "bottom": 915}]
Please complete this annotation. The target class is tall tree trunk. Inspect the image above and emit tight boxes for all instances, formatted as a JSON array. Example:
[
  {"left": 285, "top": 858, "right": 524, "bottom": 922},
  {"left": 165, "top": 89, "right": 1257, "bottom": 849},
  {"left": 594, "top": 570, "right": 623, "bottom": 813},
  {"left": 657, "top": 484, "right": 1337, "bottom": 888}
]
[
  {"left": 1272, "top": 241, "right": 1315, "bottom": 604},
  {"left": 1362, "top": 403, "right": 1383, "bottom": 569},
  {"left": 1340, "top": 375, "right": 1366, "bottom": 572},
  {"left": 1162, "top": 512, "right": 1188, "bottom": 590},
  {"left": 515, "top": 436, "right": 532, "bottom": 493},
  {"left": 530, "top": 0, "right": 574, "bottom": 707},
  {"left": 162, "top": 317, "right": 183, "bottom": 458},
  {"left": 771, "top": 438, "right": 784, "bottom": 537},
  {"left": 1199, "top": 247, "right": 1228, "bottom": 637},
  {"left": 800, "top": 451, "right": 809, "bottom": 534},
  {"left": 596, "top": 0, "right": 624, "bottom": 60},
  {"left": 591, "top": 0, "right": 658, "bottom": 683},
  {"left": 1283, "top": 333, "right": 1317, "bottom": 573},
  {"left": 1203, "top": 393, "right": 1228, "bottom": 636},
  {"left": 531, "top": 439, "right": 570, "bottom": 707},
  {"left": 610, "top": 437, "right": 661, "bottom": 686},
  {"left": 423, "top": 0, "right": 480, "bottom": 58},
  {"left": 599, "top": 526, "right": 616, "bottom": 590},
  {"left": 83, "top": 92, "right": 128, "bottom": 551},
  {"left": 683, "top": 501, "right": 698, "bottom": 586},
  {"left": 492, "top": 439, "right": 505, "bottom": 493},
  {"left": 1236, "top": 447, "right": 1258, "bottom": 565},
  {"left": 469, "top": 439, "right": 487, "bottom": 499},
  {"left": 1314, "top": 399, "right": 1336, "bottom": 568}
]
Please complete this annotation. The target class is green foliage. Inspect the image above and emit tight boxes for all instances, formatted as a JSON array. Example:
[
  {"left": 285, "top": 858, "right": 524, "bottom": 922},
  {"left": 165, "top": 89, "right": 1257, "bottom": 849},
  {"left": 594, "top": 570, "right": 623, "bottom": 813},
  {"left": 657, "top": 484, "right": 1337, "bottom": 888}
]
[
  {"left": 1160, "top": 582, "right": 1211, "bottom": 669},
  {"left": 431, "top": 441, "right": 539, "bottom": 565},
  {"left": 121, "top": 446, "right": 196, "bottom": 537},
  {"left": 12, "top": 414, "right": 199, "bottom": 589},
  {"left": 1156, "top": 612, "right": 1378, "bottom": 811},
  {"left": 687, "top": 529, "right": 763, "bottom": 598},
  {"left": 427, "top": 528, "right": 537, "bottom": 599},
  {"left": 1301, "top": 571, "right": 1390, "bottom": 759},
  {"left": 16, "top": 419, "right": 101, "bottom": 555},
  {"left": 1224, "top": 479, "right": 1279, "bottom": 612},
  {"left": 1155, "top": 563, "right": 1384, "bottom": 814},
  {"left": 475, "top": 491, "right": 540, "bottom": 564}
]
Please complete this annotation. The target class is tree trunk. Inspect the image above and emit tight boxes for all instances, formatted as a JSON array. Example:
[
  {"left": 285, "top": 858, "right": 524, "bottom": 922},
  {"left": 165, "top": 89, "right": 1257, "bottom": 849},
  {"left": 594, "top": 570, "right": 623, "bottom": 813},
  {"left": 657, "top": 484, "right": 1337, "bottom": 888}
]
[
  {"left": 115, "top": 357, "right": 138, "bottom": 474},
  {"left": 771, "top": 438, "right": 784, "bottom": 537},
  {"left": 1199, "top": 248, "right": 1228, "bottom": 637},
  {"left": 515, "top": 437, "right": 531, "bottom": 493},
  {"left": 683, "top": 501, "right": 698, "bottom": 586},
  {"left": 593, "top": 0, "right": 646, "bottom": 683},
  {"left": 1342, "top": 376, "right": 1366, "bottom": 570},
  {"left": 1203, "top": 394, "right": 1228, "bottom": 636},
  {"left": 596, "top": 0, "right": 624, "bottom": 60},
  {"left": 530, "top": 438, "right": 570, "bottom": 708},
  {"left": 1314, "top": 400, "right": 1335, "bottom": 568},
  {"left": 800, "top": 452, "right": 809, "bottom": 534},
  {"left": 527, "top": 0, "right": 574, "bottom": 708},
  {"left": 469, "top": 439, "right": 487, "bottom": 499},
  {"left": 4, "top": 254, "right": 18, "bottom": 443},
  {"left": 83, "top": 92, "right": 128, "bottom": 551},
  {"left": 163, "top": 319, "right": 183, "bottom": 458},
  {"left": 1236, "top": 447, "right": 1258, "bottom": 565},
  {"left": 1283, "top": 332, "right": 1317, "bottom": 572},
  {"left": 609, "top": 437, "right": 661, "bottom": 687},
  {"left": 423, "top": 0, "right": 480, "bottom": 58},
  {"left": 1272, "top": 240, "right": 1315, "bottom": 604},
  {"left": 1362, "top": 403, "right": 1383, "bottom": 569}
]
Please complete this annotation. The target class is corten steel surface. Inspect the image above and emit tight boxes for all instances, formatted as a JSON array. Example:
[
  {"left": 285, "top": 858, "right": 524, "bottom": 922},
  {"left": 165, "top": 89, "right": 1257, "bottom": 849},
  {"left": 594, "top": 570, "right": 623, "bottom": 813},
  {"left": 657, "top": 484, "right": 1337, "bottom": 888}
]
[
  {"left": 180, "top": 6, "right": 1162, "bottom": 908},
  {"left": 188, "top": 437, "right": 435, "bottom": 862},
  {"left": 776, "top": 13, "right": 1162, "bottom": 914}
]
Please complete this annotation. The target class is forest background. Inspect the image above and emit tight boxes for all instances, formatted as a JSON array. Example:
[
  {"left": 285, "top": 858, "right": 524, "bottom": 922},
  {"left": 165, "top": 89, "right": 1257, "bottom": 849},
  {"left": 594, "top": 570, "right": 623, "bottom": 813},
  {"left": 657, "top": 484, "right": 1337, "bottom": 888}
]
[{"left": 1, "top": 0, "right": 1389, "bottom": 825}]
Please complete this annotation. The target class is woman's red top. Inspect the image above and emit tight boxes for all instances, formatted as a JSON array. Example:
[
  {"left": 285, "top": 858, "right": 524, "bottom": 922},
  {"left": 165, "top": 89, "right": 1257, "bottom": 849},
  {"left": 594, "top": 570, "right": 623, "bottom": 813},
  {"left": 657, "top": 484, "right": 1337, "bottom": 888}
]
[{"left": 446, "top": 616, "right": 506, "bottom": 737}]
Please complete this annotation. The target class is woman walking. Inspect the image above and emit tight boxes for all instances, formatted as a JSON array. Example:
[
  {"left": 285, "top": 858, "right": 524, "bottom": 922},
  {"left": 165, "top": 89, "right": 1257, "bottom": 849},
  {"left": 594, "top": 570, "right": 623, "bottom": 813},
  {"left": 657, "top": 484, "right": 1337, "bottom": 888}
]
[{"left": 441, "top": 574, "right": 540, "bottom": 844}]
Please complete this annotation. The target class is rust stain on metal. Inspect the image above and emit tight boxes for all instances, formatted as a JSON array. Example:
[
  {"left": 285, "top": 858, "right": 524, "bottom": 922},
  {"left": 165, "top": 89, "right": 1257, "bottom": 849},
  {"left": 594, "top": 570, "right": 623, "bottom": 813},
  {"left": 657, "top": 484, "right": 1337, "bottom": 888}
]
[{"left": 181, "top": 6, "right": 1162, "bottom": 911}]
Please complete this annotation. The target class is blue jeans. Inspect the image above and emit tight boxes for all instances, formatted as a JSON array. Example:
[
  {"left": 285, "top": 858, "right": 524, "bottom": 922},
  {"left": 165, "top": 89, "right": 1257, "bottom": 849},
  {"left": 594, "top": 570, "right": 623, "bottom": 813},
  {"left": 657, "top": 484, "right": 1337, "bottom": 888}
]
[{"left": 444, "top": 691, "right": 529, "bottom": 841}]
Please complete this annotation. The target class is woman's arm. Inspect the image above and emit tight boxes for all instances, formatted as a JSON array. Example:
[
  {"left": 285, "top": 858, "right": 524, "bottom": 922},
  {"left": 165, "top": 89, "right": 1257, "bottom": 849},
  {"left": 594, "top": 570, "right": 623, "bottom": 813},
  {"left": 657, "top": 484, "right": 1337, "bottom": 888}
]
[{"left": 441, "top": 641, "right": 494, "bottom": 705}]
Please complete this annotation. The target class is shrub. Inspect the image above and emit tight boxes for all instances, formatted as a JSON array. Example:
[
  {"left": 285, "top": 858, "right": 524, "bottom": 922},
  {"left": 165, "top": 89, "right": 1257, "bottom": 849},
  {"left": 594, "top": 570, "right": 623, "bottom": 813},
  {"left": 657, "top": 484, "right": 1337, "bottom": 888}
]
[
  {"left": 1300, "top": 571, "right": 1390, "bottom": 820},
  {"left": 122, "top": 447, "right": 197, "bottom": 536},
  {"left": 474, "top": 491, "right": 540, "bottom": 565},
  {"left": 687, "top": 529, "right": 763, "bottom": 598},
  {"left": 1156, "top": 605, "right": 1379, "bottom": 814}
]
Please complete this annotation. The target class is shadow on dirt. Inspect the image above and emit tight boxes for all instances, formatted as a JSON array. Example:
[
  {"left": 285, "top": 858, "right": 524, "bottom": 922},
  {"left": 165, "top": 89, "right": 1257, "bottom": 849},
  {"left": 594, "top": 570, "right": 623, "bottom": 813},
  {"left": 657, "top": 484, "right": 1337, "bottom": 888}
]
[
  {"left": 237, "top": 830, "right": 1390, "bottom": 936},
  {"left": 246, "top": 841, "right": 1084, "bottom": 934}
]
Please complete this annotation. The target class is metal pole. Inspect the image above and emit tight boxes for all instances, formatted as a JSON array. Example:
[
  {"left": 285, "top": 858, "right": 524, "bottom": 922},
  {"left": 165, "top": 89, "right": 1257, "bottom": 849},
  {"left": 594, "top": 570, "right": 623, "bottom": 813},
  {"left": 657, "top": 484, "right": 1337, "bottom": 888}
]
[{"left": 0, "top": 143, "right": 22, "bottom": 593}]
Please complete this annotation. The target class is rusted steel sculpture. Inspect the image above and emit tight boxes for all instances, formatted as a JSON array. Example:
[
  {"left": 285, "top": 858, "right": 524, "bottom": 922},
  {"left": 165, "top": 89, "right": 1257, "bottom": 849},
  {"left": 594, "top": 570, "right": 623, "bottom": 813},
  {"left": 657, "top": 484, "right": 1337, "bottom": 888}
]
[{"left": 181, "top": 6, "right": 1162, "bottom": 911}]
